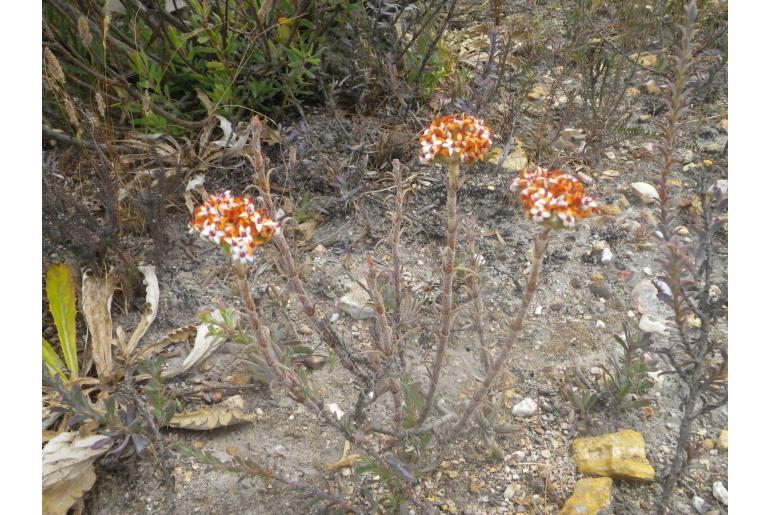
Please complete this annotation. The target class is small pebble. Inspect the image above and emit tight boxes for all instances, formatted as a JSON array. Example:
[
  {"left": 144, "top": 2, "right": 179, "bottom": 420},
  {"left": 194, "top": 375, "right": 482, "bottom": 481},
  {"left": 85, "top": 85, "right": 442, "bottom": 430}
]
[
  {"left": 712, "top": 482, "right": 728, "bottom": 505},
  {"left": 595, "top": 320, "right": 606, "bottom": 330},
  {"left": 639, "top": 314, "right": 667, "bottom": 335},
  {"left": 600, "top": 247, "right": 613, "bottom": 264},
  {"left": 511, "top": 398, "right": 538, "bottom": 418},
  {"left": 631, "top": 182, "right": 660, "bottom": 204},
  {"left": 692, "top": 495, "right": 709, "bottom": 514}
]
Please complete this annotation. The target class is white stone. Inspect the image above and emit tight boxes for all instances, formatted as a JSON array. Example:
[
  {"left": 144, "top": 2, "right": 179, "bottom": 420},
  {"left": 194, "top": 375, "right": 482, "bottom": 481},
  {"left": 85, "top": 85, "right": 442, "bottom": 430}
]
[
  {"left": 326, "top": 403, "right": 345, "bottom": 420},
  {"left": 511, "top": 398, "right": 538, "bottom": 418},
  {"left": 630, "top": 280, "right": 666, "bottom": 316},
  {"left": 600, "top": 247, "right": 613, "bottom": 264},
  {"left": 631, "top": 182, "right": 660, "bottom": 204},
  {"left": 337, "top": 283, "right": 375, "bottom": 320},
  {"left": 692, "top": 495, "right": 709, "bottom": 514},
  {"left": 639, "top": 314, "right": 667, "bottom": 335},
  {"left": 504, "top": 484, "right": 516, "bottom": 500},
  {"left": 712, "top": 179, "right": 728, "bottom": 197},
  {"left": 713, "top": 481, "right": 728, "bottom": 505},
  {"left": 596, "top": 320, "right": 606, "bottom": 330}
]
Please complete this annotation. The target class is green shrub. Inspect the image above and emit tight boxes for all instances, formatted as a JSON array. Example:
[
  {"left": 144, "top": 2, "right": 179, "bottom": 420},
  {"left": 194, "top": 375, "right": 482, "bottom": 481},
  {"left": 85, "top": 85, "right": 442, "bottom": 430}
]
[{"left": 43, "top": 0, "right": 360, "bottom": 134}]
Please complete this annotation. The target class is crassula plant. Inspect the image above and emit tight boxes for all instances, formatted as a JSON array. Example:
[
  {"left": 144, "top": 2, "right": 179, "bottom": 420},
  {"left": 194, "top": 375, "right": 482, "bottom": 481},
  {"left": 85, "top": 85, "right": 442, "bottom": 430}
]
[
  {"left": 416, "top": 114, "right": 492, "bottom": 425},
  {"left": 182, "top": 114, "right": 601, "bottom": 509}
]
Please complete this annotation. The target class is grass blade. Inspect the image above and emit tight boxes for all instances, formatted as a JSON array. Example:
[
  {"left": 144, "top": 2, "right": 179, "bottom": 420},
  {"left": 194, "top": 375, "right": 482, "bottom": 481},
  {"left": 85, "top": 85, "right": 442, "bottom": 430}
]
[
  {"left": 46, "top": 264, "right": 79, "bottom": 378},
  {"left": 42, "top": 337, "right": 66, "bottom": 380}
]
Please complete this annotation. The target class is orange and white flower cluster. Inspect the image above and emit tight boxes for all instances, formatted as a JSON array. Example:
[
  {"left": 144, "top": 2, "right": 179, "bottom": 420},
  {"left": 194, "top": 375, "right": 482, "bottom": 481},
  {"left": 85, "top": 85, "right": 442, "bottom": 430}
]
[
  {"left": 419, "top": 114, "right": 492, "bottom": 164},
  {"left": 512, "top": 168, "right": 598, "bottom": 228},
  {"left": 189, "top": 191, "right": 280, "bottom": 264}
]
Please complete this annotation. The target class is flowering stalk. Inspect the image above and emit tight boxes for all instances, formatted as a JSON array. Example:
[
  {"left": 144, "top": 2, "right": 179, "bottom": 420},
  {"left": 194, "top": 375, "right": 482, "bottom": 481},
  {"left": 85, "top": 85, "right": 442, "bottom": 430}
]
[
  {"left": 418, "top": 161, "right": 459, "bottom": 425},
  {"left": 449, "top": 167, "right": 597, "bottom": 440},
  {"left": 415, "top": 114, "right": 492, "bottom": 425},
  {"left": 189, "top": 192, "right": 308, "bottom": 402}
]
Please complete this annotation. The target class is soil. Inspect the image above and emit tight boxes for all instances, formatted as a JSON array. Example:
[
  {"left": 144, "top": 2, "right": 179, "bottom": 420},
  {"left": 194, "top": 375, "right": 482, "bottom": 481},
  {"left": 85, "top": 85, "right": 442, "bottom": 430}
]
[{"left": 42, "top": 2, "right": 728, "bottom": 514}]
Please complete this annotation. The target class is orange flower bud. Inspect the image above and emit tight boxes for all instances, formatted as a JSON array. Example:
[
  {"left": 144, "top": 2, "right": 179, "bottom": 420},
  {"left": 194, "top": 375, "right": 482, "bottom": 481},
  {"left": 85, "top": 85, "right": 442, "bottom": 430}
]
[
  {"left": 419, "top": 114, "right": 492, "bottom": 164},
  {"left": 512, "top": 168, "right": 598, "bottom": 229},
  {"left": 189, "top": 191, "right": 280, "bottom": 263}
]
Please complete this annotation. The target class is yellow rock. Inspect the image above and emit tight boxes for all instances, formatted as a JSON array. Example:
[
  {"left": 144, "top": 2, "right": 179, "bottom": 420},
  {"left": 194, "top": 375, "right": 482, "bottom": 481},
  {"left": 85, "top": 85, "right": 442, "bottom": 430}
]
[
  {"left": 718, "top": 430, "right": 728, "bottom": 451},
  {"left": 571, "top": 430, "right": 655, "bottom": 481},
  {"left": 600, "top": 204, "right": 622, "bottom": 215},
  {"left": 527, "top": 84, "right": 549, "bottom": 101},
  {"left": 625, "top": 87, "right": 641, "bottom": 98},
  {"left": 560, "top": 477, "right": 613, "bottom": 515},
  {"left": 686, "top": 313, "right": 702, "bottom": 328},
  {"left": 642, "top": 80, "right": 661, "bottom": 95},
  {"left": 487, "top": 141, "right": 528, "bottom": 172},
  {"left": 630, "top": 52, "right": 658, "bottom": 68}
]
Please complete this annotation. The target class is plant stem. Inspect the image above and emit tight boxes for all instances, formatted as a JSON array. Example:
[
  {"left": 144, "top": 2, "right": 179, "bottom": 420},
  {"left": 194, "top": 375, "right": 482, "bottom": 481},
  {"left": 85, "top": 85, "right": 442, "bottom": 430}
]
[
  {"left": 232, "top": 263, "right": 286, "bottom": 382},
  {"left": 390, "top": 159, "right": 406, "bottom": 365},
  {"left": 466, "top": 228, "right": 490, "bottom": 373},
  {"left": 449, "top": 228, "right": 551, "bottom": 441},
  {"left": 248, "top": 118, "right": 368, "bottom": 381},
  {"left": 418, "top": 161, "right": 460, "bottom": 425}
]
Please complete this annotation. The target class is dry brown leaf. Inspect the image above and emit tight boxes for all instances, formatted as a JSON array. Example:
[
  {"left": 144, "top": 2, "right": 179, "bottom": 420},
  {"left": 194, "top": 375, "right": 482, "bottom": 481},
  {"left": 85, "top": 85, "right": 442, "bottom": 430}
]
[
  {"left": 81, "top": 270, "right": 120, "bottom": 382},
  {"left": 133, "top": 325, "right": 197, "bottom": 362},
  {"left": 487, "top": 139, "right": 529, "bottom": 172},
  {"left": 184, "top": 175, "right": 208, "bottom": 214},
  {"left": 162, "top": 309, "right": 235, "bottom": 378},
  {"left": 261, "top": 125, "right": 282, "bottom": 146},
  {"left": 43, "top": 432, "right": 112, "bottom": 515},
  {"left": 324, "top": 453, "right": 361, "bottom": 471},
  {"left": 168, "top": 395, "right": 256, "bottom": 430},
  {"left": 43, "top": 465, "right": 96, "bottom": 515},
  {"left": 124, "top": 265, "right": 159, "bottom": 356}
]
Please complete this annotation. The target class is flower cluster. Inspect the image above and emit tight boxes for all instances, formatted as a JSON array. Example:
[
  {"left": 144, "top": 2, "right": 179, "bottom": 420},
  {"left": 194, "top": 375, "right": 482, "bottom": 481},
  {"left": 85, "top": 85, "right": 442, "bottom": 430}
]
[
  {"left": 512, "top": 168, "right": 598, "bottom": 228},
  {"left": 419, "top": 114, "right": 492, "bottom": 164},
  {"left": 189, "top": 191, "right": 280, "bottom": 264}
]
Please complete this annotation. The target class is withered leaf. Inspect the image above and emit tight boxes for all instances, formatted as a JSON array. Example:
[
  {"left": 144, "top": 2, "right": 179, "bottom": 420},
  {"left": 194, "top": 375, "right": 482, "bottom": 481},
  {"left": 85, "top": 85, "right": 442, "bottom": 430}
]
[{"left": 168, "top": 395, "right": 256, "bottom": 430}]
